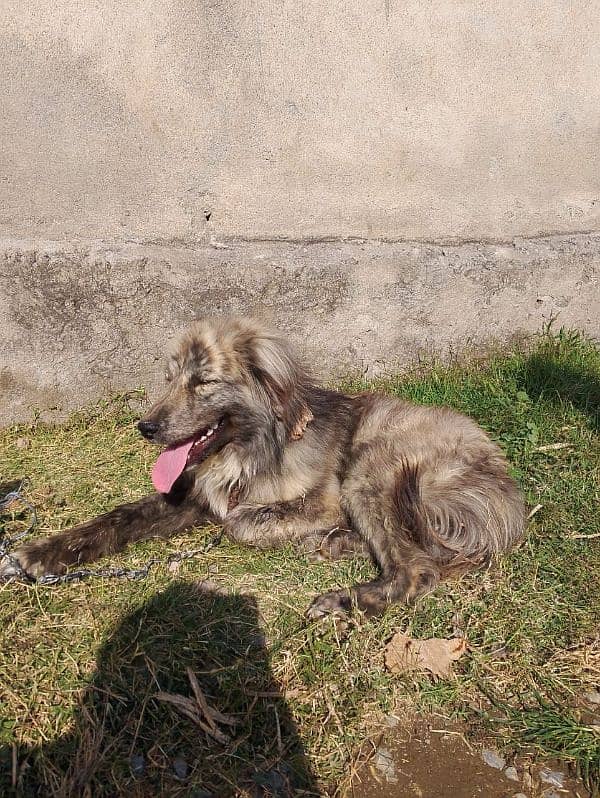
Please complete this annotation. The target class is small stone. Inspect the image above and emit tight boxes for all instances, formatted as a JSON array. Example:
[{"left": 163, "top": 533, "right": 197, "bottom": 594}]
[
  {"left": 513, "top": 794, "right": 527, "bottom": 798},
  {"left": 173, "top": 756, "right": 188, "bottom": 780},
  {"left": 584, "top": 690, "right": 600, "bottom": 705},
  {"left": 373, "top": 746, "right": 398, "bottom": 783},
  {"left": 539, "top": 769, "right": 564, "bottom": 788},
  {"left": 15, "top": 437, "right": 30, "bottom": 449},
  {"left": 384, "top": 714, "right": 400, "bottom": 728},
  {"left": 130, "top": 753, "right": 145, "bottom": 777},
  {"left": 482, "top": 749, "right": 506, "bottom": 769},
  {"left": 504, "top": 766, "right": 519, "bottom": 781}
]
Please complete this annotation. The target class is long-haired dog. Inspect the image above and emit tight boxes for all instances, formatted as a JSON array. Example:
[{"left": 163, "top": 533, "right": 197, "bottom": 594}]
[{"left": 1, "top": 318, "right": 524, "bottom": 618}]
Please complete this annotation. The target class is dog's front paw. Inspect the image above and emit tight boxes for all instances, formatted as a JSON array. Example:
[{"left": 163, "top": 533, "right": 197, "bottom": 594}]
[
  {"left": 0, "top": 553, "right": 27, "bottom": 581},
  {"left": 0, "top": 538, "right": 66, "bottom": 581},
  {"left": 306, "top": 590, "right": 352, "bottom": 621}
]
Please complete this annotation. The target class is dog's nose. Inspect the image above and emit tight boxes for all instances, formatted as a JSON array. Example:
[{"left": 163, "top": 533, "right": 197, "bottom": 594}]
[{"left": 137, "top": 420, "right": 160, "bottom": 440}]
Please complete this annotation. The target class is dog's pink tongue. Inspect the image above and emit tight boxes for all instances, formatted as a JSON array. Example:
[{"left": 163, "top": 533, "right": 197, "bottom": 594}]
[{"left": 152, "top": 440, "right": 194, "bottom": 493}]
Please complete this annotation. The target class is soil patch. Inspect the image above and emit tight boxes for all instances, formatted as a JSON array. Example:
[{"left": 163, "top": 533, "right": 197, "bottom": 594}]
[{"left": 354, "top": 718, "right": 586, "bottom": 798}]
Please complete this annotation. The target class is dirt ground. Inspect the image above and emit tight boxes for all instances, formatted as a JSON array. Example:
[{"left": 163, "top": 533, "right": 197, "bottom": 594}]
[{"left": 353, "top": 718, "right": 587, "bottom": 798}]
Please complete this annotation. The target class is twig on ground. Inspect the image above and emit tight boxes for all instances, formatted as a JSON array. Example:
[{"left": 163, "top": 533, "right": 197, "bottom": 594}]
[
  {"left": 535, "top": 442, "right": 573, "bottom": 452},
  {"left": 156, "top": 667, "right": 238, "bottom": 745}
]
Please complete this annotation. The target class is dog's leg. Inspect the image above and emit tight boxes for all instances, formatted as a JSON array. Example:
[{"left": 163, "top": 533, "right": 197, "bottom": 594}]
[
  {"left": 0, "top": 492, "right": 209, "bottom": 580},
  {"left": 308, "top": 468, "right": 440, "bottom": 620},
  {"left": 299, "top": 527, "right": 371, "bottom": 561},
  {"left": 307, "top": 540, "right": 440, "bottom": 619},
  {"left": 224, "top": 490, "right": 342, "bottom": 550}
]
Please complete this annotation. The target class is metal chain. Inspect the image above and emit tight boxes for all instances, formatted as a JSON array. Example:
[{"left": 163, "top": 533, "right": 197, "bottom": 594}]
[
  {"left": 0, "top": 481, "right": 38, "bottom": 582},
  {"left": 0, "top": 482, "right": 222, "bottom": 586}
]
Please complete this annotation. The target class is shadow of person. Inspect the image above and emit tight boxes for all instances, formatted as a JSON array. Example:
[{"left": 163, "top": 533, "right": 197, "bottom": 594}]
[{"left": 3, "top": 581, "right": 320, "bottom": 797}]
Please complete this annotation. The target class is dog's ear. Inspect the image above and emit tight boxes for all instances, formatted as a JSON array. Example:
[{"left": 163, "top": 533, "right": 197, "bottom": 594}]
[{"left": 252, "top": 334, "right": 314, "bottom": 440}]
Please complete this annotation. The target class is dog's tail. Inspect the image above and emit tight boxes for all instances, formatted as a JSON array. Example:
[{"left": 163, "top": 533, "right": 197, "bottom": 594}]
[{"left": 393, "top": 456, "right": 524, "bottom": 576}]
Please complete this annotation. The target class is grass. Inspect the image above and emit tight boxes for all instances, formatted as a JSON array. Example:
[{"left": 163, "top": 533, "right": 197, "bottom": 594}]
[{"left": 0, "top": 327, "right": 599, "bottom": 796}]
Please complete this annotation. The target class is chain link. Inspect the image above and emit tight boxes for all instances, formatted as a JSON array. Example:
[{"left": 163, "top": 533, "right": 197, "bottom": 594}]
[{"left": 1, "top": 482, "right": 222, "bottom": 586}]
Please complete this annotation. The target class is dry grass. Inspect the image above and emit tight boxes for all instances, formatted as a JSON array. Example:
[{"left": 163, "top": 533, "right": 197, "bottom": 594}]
[{"left": 0, "top": 327, "right": 599, "bottom": 796}]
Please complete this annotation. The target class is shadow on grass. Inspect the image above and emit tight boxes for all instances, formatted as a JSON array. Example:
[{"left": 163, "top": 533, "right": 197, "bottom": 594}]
[
  {"left": 2, "top": 582, "right": 319, "bottom": 797},
  {"left": 520, "top": 351, "right": 600, "bottom": 431}
]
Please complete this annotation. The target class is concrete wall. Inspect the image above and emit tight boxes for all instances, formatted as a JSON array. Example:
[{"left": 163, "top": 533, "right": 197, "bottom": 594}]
[
  {"left": 3, "top": 0, "right": 600, "bottom": 242},
  {"left": 1, "top": 2, "right": 599, "bottom": 421},
  {"left": 2, "top": 234, "right": 598, "bottom": 423}
]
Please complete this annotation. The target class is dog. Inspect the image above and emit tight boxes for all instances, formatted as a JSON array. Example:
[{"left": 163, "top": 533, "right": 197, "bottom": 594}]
[{"left": 1, "top": 317, "right": 525, "bottom": 618}]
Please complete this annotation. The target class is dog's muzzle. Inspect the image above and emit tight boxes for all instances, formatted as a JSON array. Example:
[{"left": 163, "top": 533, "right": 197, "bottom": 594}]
[{"left": 138, "top": 420, "right": 160, "bottom": 440}]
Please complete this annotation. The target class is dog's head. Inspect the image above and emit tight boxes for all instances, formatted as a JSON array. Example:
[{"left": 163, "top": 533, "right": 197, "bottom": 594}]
[{"left": 138, "top": 317, "right": 313, "bottom": 492}]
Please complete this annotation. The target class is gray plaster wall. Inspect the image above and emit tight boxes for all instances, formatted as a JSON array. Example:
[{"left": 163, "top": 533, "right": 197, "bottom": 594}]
[
  {"left": 2, "top": 0, "right": 600, "bottom": 241},
  {"left": 2, "top": 234, "right": 598, "bottom": 423}
]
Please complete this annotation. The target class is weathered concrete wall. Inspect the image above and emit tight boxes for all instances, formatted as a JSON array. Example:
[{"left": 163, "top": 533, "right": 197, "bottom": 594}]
[
  {"left": 2, "top": 234, "right": 598, "bottom": 423},
  {"left": 2, "top": 0, "right": 600, "bottom": 241}
]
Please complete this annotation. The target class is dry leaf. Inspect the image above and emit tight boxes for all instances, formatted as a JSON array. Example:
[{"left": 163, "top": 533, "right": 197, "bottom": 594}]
[{"left": 384, "top": 633, "right": 468, "bottom": 679}]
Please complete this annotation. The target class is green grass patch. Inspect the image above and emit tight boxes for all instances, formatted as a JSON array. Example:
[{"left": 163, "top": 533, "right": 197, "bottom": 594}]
[{"left": 0, "top": 328, "right": 599, "bottom": 796}]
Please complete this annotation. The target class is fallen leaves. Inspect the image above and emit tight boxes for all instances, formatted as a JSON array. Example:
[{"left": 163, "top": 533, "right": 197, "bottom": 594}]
[
  {"left": 384, "top": 633, "right": 468, "bottom": 679},
  {"left": 156, "top": 667, "right": 238, "bottom": 744}
]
